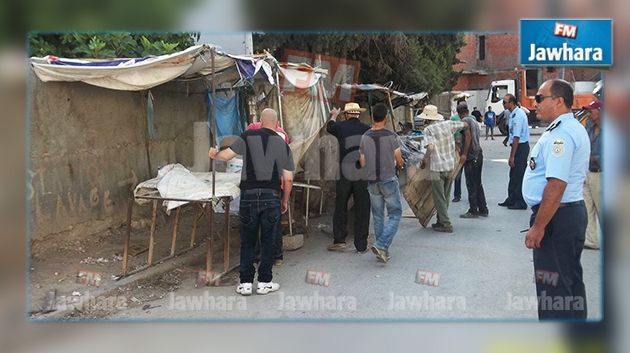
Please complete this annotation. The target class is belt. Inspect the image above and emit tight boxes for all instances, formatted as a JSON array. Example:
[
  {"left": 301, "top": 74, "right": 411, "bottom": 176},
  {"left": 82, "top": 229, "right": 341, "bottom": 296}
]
[
  {"left": 509, "top": 141, "right": 529, "bottom": 147},
  {"left": 531, "top": 200, "right": 584, "bottom": 214},
  {"left": 241, "top": 188, "right": 281, "bottom": 197},
  {"left": 589, "top": 167, "right": 601, "bottom": 173}
]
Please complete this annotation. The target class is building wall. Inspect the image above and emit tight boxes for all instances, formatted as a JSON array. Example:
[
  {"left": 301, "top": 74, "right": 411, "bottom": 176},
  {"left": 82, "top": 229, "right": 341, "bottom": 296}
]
[
  {"left": 453, "top": 33, "right": 520, "bottom": 91},
  {"left": 29, "top": 74, "right": 208, "bottom": 242},
  {"left": 453, "top": 33, "right": 601, "bottom": 92}
]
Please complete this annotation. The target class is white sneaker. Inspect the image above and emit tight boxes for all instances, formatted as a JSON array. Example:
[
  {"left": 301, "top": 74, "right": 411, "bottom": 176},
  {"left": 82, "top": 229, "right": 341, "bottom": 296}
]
[
  {"left": 236, "top": 282, "right": 253, "bottom": 296},
  {"left": 256, "top": 281, "right": 280, "bottom": 295}
]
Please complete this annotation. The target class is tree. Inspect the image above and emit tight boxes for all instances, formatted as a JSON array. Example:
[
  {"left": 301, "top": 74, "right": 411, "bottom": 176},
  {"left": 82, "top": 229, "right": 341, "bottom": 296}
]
[
  {"left": 28, "top": 32, "right": 199, "bottom": 58},
  {"left": 254, "top": 33, "right": 464, "bottom": 96}
]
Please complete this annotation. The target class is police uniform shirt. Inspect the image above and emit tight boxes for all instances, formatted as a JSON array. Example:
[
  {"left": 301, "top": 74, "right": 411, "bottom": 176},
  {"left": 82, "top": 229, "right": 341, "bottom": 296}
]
[
  {"left": 508, "top": 107, "right": 530, "bottom": 145},
  {"left": 522, "top": 112, "right": 590, "bottom": 207}
]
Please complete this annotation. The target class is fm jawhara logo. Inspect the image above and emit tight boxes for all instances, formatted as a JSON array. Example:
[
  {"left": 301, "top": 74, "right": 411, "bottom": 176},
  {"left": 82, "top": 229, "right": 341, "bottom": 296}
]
[{"left": 520, "top": 19, "right": 612, "bottom": 66}]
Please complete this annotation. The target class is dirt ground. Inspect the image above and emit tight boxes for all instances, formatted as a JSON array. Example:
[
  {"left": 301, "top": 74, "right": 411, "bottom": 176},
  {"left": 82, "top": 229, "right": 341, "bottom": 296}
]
[
  {"left": 29, "top": 203, "right": 230, "bottom": 317},
  {"left": 29, "top": 194, "right": 315, "bottom": 320}
]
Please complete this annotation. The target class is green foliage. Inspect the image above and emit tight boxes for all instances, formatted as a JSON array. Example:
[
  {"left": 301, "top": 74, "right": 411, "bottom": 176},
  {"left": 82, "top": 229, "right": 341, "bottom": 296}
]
[
  {"left": 254, "top": 33, "right": 465, "bottom": 96},
  {"left": 28, "top": 32, "right": 199, "bottom": 59},
  {"left": 4, "top": 0, "right": 202, "bottom": 45}
]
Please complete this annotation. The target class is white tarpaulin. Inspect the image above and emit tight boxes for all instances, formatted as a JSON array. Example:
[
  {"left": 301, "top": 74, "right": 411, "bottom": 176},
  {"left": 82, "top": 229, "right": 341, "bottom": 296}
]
[
  {"left": 31, "top": 45, "right": 208, "bottom": 91},
  {"left": 278, "top": 66, "right": 329, "bottom": 169},
  {"left": 134, "top": 164, "right": 241, "bottom": 212},
  {"left": 30, "top": 44, "right": 273, "bottom": 91},
  {"left": 279, "top": 66, "right": 321, "bottom": 89}
]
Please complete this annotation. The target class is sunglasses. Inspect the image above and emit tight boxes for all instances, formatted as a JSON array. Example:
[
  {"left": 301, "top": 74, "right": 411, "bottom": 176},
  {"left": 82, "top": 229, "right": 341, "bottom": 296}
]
[{"left": 534, "top": 94, "right": 556, "bottom": 104}]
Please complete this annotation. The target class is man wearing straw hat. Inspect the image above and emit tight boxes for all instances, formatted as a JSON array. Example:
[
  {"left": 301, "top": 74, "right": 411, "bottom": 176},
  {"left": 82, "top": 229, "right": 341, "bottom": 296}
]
[
  {"left": 326, "top": 102, "right": 371, "bottom": 253},
  {"left": 419, "top": 104, "right": 471, "bottom": 233}
]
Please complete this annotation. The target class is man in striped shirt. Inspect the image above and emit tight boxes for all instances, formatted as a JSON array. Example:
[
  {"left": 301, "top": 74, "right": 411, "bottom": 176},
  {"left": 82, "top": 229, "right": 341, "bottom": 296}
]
[{"left": 420, "top": 104, "right": 471, "bottom": 233}]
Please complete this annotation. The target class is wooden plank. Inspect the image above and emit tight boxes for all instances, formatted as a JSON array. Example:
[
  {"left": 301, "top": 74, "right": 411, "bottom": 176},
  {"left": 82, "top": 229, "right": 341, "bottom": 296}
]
[
  {"left": 147, "top": 200, "right": 158, "bottom": 266},
  {"left": 122, "top": 198, "right": 134, "bottom": 276},
  {"left": 402, "top": 160, "right": 464, "bottom": 227}
]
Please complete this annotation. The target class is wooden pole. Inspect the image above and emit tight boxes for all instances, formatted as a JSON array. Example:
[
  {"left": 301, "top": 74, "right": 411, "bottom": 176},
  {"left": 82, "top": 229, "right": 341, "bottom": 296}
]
[
  {"left": 207, "top": 47, "right": 218, "bottom": 281},
  {"left": 122, "top": 198, "right": 134, "bottom": 276},
  {"left": 275, "top": 68, "right": 284, "bottom": 128},
  {"left": 368, "top": 92, "right": 374, "bottom": 124},
  {"left": 386, "top": 91, "right": 397, "bottom": 133},
  {"left": 143, "top": 91, "right": 153, "bottom": 176}
]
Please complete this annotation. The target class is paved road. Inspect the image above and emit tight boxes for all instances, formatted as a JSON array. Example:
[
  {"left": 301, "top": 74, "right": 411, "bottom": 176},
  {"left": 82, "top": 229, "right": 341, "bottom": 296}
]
[{"left": 106, "top": 127, "right": 602, "bottom": 321}]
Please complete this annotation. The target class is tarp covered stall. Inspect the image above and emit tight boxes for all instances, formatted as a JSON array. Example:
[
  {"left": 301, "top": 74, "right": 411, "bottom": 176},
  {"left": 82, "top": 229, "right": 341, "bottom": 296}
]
[
  {"left": 31, "top": 44, "right": 277, "bottom": 170},
  {"left": 28, "top": 43, "right": 339, "bottom": 283},
  {"left": 337, "top": 83, "right": 428, "bottom": 131}
]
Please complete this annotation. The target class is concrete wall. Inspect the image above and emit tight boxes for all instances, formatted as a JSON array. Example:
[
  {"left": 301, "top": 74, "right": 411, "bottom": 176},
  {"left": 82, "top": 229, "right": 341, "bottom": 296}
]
[{"left": 29, "top": 74, "right": 208, "bottom": 242}]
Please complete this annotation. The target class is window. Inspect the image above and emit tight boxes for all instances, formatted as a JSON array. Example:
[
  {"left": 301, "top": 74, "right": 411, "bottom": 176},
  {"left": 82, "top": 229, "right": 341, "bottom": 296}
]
[
  {"left": 478, "top": 35, "right": 486, "bottom": 60},
  {"left": 525, "top": 69, "right": 539, "bottom": 96},
  {"left": 490, "top": 85, "right": 508, "bottom": 103}
]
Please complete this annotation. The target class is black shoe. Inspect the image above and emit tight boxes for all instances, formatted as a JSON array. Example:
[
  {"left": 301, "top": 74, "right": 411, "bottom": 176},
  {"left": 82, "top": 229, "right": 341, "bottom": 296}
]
[
  {"left": 498, "top": 200, "right": 512, "bottom": 207},
  {"left": 460, "top": 211, "right": 479, "bottom": 219},
  {"left": 507, "top": 204, "right": 527, "bottom": 210},
  {"left": 433, "top": 225, "right": 454, "bottom": 233},
  {"left": 452, "top": 197, "right": 461, "bottom": 202},
  {"left": 431, "top": 222, "right": 444, "bottom": 229},
  {"left": 479, "top": 209, "right": 489, "bottom": 217}
]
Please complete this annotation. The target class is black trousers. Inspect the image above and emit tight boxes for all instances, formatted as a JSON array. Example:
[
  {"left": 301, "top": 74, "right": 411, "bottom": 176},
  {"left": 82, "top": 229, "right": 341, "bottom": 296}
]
[
  {"left": 254, "top": 221, "right": 283, "bottom": 260},
  {"left": 506, "top": 142, "right": 529, "bottom": 207},
  {"left": 464, "top": 153, "right": 488, "bottom": 214},
  {"left": 333, "top": 176, "right": 370, "bottom": 251},
  {"left": 453, "top": 139, "right": 463, "bottom": 199},
  {"left": 453, "top": 168, "right": 463, "bottom": 199},
  {"left": 531, "top": 202, "right": 588, "bottom": 320},
  {"left": 239, "top": 190, "right": 281, "bottom": 283}
]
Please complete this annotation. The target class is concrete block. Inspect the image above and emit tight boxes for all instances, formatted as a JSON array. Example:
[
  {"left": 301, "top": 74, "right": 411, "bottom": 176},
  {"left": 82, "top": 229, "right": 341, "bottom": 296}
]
[{"left": 282, "top": 234, "right": 304, "bottom": 251}]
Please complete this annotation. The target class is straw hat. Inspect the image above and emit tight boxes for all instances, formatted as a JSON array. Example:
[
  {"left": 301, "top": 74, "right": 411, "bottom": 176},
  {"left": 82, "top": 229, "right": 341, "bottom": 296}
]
[
  {"left": 341, "top": 102, "right": 366, "bottom": 114},
  {"left": 417, "top": 104, "right": 444, "bottom": 121}
]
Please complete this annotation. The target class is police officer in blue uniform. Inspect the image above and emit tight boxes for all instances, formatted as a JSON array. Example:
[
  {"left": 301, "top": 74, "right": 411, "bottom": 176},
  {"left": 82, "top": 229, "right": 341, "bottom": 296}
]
[
  {"left": 499, "top": 94, "right": 530, "bottom": 209},
  {"left": 522, "top": 79, "right": 590, "bottom": 320}
]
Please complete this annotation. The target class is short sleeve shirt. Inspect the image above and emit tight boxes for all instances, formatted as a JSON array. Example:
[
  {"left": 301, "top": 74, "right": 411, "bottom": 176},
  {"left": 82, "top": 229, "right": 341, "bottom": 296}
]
[
  {"left": 508, "top": 107, "right": 529, "bottom": 144},
  {"left": 462, "top": 116, "right": 482, "bottom": 160},
  {"left": 522, "top": 113, "right": 590, "bottom": 207},
  {"left": 484, "top": 111, "right": 496, "bottom": 125},
  {"left": 230, "top": 128, "right": 295, "bottom": 191},
  {"left": 360, "top": 128, "right": 401, "bottom": 182},
  {"left": 423, "top": 120, "right": 466, "bottom": 172}
]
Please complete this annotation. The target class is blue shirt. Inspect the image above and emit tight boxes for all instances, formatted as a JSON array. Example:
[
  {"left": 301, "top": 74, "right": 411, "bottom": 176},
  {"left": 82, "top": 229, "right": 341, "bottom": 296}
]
[
  {"left": 484, "top": 111, "right": 496, "bottom": 126},
  {"left": 522, "top": 112, "right": 590, "bottom": 207},
  {"left": 508, "top": 107, "right": 529, "bottom": 144}
]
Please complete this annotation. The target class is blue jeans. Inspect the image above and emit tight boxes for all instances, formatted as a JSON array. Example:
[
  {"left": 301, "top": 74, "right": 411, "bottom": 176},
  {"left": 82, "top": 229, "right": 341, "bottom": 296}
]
[
  {"left": 368, "top": 177, "right": 402, "bottom": 251},
  {"left": 239, "top": 189, "right": 281, "bottom": 283}
]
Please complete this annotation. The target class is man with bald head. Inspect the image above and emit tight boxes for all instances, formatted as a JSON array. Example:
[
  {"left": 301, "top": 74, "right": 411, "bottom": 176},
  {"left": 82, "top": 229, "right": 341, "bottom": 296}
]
[
  {"left": 247, "top": 110, "right": 290, "bottom": 264},
  {"left": 210, "top": 108, "right": 295, "bottom": 296},
  {"left": 522, "top": 79, "right": 590, "bottom": 320}
]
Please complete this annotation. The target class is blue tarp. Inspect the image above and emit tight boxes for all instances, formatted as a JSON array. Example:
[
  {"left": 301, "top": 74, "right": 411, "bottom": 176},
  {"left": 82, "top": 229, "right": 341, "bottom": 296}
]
[
  {"left": 208, "top": 91, "right": 245, "bottom": 144},
  {"left": 48, "top": 57, "right": 150, "bottom": 67}
]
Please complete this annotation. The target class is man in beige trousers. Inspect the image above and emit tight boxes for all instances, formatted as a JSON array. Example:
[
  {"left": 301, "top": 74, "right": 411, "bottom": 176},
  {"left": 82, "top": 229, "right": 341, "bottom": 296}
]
[{"left": 583, "top": 100, "right": 602, "bottom": 250}]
